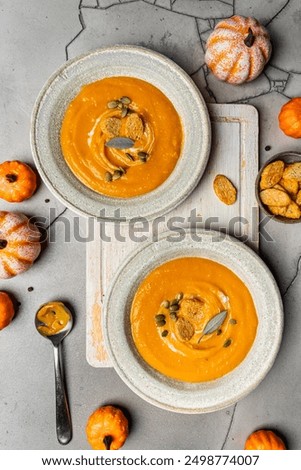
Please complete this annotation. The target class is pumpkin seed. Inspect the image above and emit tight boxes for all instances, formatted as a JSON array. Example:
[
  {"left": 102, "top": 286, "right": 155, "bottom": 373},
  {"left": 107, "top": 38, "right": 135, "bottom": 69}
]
[
  {"left": 155, "top": 314, "right": 166, "bottom": 322},
  {"left": 105, "top": 172, "right": 112, "bottom": 182},
  {"left": 117, "top": 102, "right": 123, "bottom": 109},
  {"left": 170, "top": 304, "right": 180, "bottom": 312},
  {"left": 161, "top": 300, "right": 170, "bottom": 309},
  {"left": 125, "top": 153, "right": 135, "bottom": 161},
  {"left": 175, "top": 292, "right": 183, "bottom": 301},
  {"left": 170, "top": 299, "right": 179, "bottom": 306},
  {"left": 170, "top": 312, "right": 178, "bottom": 321},
  {"left": 120, "top": 96, "right": 131, "bottom": 105},
  {"left": 119, "top": 166, "right": 126, "bottom": 174},
  {"left": 121, "top": 106, "right": 128, "bottom": 118},
  {"left": 229, "top": 319, "right": 237, "bottom": 325},
  {"left": 216, "top": 329, "right": 222, "bottom": 336},
  {"left": 223, "top": 338, "right": 232, "bottom": 348},
  {"left": 138, "top": 151, "right": 148, "bottom": 158},
  {"left": 156, "top": 319, "right": 166, "bottom": 327},
  {"left": 138, "top": 151, "right": 149, "bottom": 163},
  {"left": 161, "top": 330, "right": 168, "bottom": 337},
  {"left": 112, "top": 170, "right": 123, "bottom": 181},
  {"left": 107, "top": 100, "right": 118, "bottom": 109}
]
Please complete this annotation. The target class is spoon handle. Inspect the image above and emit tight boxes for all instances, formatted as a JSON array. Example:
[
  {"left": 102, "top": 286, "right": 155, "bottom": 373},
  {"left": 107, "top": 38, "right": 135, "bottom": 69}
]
[{"left": 53, "top": 344, "right": 72, "bottom": 445}]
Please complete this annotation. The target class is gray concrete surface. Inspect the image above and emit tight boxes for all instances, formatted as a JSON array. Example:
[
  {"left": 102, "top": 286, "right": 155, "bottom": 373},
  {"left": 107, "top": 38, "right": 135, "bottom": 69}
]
[{"left": 1, "top": 0, "right": 301, "bottom": 450}]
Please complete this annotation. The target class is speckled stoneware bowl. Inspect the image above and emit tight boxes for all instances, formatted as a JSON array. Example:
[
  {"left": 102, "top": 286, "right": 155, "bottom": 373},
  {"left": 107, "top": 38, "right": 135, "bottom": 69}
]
[
  {"left": 256, "top": 151, "right": 301, "bottom": 224},
  {"left": 30, "top": 46, "right": 211, "bottom": 221},
  {"left": 104, "top": 229, "right": 283, "bottom": 413}
]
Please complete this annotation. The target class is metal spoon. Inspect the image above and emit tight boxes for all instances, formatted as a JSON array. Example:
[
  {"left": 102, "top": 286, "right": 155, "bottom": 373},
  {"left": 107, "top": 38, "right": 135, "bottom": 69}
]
[{"left": 35, "top": 302, "right": 73, "bottom": 445}]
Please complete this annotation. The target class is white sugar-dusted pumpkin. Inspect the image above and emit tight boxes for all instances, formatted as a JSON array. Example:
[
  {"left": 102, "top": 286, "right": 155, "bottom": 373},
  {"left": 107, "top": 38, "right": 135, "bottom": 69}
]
[
  {"left": 205, "top": 16, "right": 272, "bottom": 85},
  {"left": 0, "top": 211, "right": 41, "bottom": 279}
]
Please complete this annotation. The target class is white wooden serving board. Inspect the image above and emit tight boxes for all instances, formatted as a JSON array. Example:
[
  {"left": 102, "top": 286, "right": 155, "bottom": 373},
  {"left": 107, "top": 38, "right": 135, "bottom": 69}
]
[{"left": 86, "top": 103, "right": 259, "bottom": 367}]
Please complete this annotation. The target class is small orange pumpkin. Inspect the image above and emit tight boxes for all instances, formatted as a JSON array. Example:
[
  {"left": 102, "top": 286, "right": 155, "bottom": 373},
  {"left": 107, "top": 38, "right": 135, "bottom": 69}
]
[
  {"left": 205, "top": 16, "right": 272, "bottom": 84},
  {"left": 245, "top": 429, "right": 286, "bottom": 450},
  {"left": 0, "top": 211, "right": 41, "bottom": 279},
  {"left": 0, "top": 160, "right": 37, "bottom": 202},
  {"left": 0, "top": 292, "right": 15, "bottom": 330},
  {"left": 278, "top": 98, "right": 301, "bottom": 138},
  {"left": 86, "top": 405, "right": 129, "bottom": 450}
]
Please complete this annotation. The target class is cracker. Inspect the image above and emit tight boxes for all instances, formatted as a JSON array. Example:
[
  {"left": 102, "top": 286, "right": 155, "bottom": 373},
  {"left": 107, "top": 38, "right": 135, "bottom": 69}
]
[
  {"left": 260, "top": 160, "right": 284, "bottom": 189},
  {"left": 285, "top": 202, "right": 301, "bottom": 219},
  {"left": 268, "top": 206, "right": 287, "bottom": 217},
  {"left": 100, "top": 117, "right": 121, "bottom": 138},
  {"left": 213, "top": 175, "right": 237, "bottom": 205},
  {"left": 260, "top": 188, "right": 291, "bottom": 207},
  {"left": 180, "top": 298, "right": 204, "bottom": 324},
  {"left": 283, "top": 162, "right": 301, "bottom": 181},
  {"left": 175, "top": 317, "right": 195, "bottom": 341},
  {"left": 125, "top": 113, "right": 144, "bottom": 140},
  {"left": 279, "top": 177, "right": 299, "bottom": 195}
]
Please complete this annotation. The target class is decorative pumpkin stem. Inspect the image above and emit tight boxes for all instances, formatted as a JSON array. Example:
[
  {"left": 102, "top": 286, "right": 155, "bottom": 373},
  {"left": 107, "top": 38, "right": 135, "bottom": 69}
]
[
  {"left": 103, "top": 435, "right": 113, "bottom": 450},
  {"left": 244, "top": 28, "right": 255, "bottom": 47},
  {"left": 0, "top": 239, "right": 8, "bottom": 250},
  {"left": 6, "top": 174, "right": 18, "bottom": 183}
]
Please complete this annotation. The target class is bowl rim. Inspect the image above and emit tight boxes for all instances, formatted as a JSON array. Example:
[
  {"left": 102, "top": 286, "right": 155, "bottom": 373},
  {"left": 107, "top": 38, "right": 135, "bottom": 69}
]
[
  {"left": 255, "top": 150, "right": 301, "bottom": 224},
  {"left": 30, "top": 45, "right": 211, "bottom": 221},
  {"left": 103, "top": 228, "right": 284, "bottom": 413}
]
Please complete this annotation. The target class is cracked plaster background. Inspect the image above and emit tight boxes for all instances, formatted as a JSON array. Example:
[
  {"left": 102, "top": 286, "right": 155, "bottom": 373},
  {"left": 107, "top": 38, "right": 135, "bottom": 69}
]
[{"left": 0, "top": 0, "right": 301, "bottom": 450}]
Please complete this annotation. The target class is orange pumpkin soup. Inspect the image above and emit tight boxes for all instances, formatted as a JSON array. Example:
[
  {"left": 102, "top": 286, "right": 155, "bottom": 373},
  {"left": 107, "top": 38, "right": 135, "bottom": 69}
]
[
  {"left": 60, "top": 77, "right": 183, "bottom": 198},
  {"left": 131, "top": 257, "right": 258, "bottom": 382}
]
